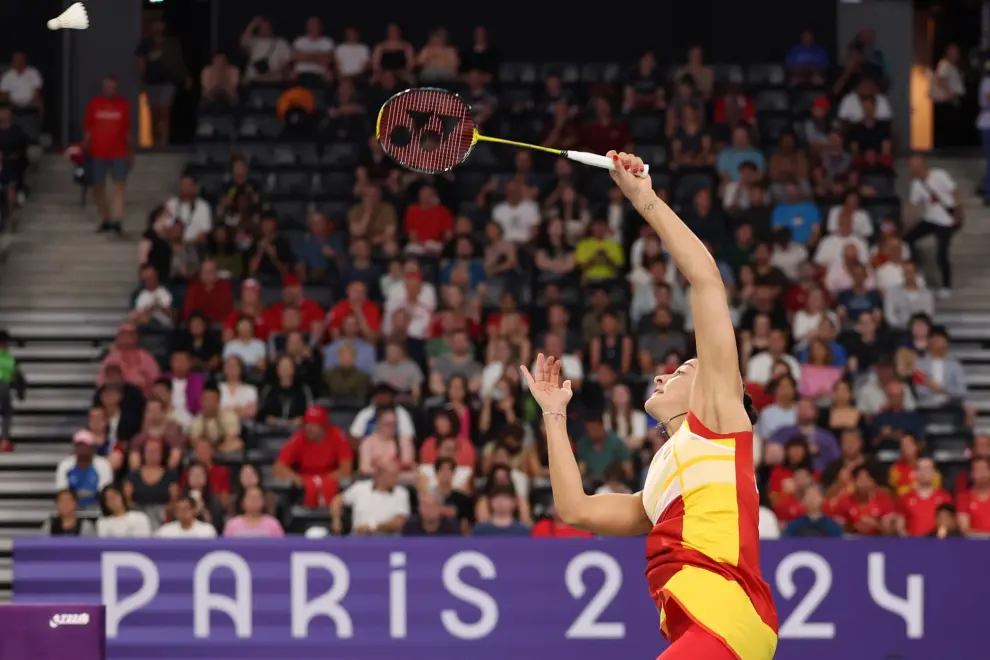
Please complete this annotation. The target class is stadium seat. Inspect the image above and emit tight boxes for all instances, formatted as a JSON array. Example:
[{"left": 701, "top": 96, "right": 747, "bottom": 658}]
[{"left": 747, "top": 63, "right": 785, "bottom": 86}]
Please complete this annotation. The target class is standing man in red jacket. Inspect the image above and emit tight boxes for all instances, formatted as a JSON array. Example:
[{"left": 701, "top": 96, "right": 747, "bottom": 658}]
[{"left": 83, "top": 75, "right": 132, "bottom": 235}]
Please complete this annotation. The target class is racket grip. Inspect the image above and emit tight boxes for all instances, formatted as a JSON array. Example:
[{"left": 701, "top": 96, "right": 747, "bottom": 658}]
[{"left": 565, "top": 151, "right": 650, "bottom": 178}]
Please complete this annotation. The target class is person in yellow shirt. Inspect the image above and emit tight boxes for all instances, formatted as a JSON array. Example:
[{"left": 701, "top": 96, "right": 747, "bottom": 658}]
[{"left": 575, "top": 218, "right": 624, "bottom": 281}]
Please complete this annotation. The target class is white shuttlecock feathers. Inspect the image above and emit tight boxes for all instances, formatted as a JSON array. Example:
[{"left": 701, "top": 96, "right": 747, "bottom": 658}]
[{"left": 48, "top": 3, "right": 89, "bottom": 31}]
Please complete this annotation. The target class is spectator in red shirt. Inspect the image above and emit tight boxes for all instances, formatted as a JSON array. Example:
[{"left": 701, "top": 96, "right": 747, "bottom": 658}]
[
  {"left": 223, "top": 279, "right": 269, "bottom": 341},
  {"left": 183, "top": 260, "right": 234, "bottom": 323},
  {"left": 274, "top": 405, "right": 353, "bottom": 509},
  {"left": 767, "top": 436, "right": 817, "bottom": 504},
  {"left": 830, "top": 465, "right": 896, "bottom": 536},
  {"left": 403, "top": 184, "right": 453, "bottom": 255},
  {"left": 579, "top": 97, "right": 630, "bottom": 156},
  {"left": 532, "top": 506, "right": 595, "bottom": 538},
  {"left": 958, "top": 457, "right": 990, "bottom": 536},
  {"left": 327, "top": 280, "right": 381, "bottom": 341},
  {"left": 896, "top": 457, "right": 953, "bottom": 536},
  {"left": 954, "top": 433, "right": 990, "bottom": 494},
  {"left": 84, "top": 75, "right": 132, "bottom": 235},
  {"left": 712, "top": 81, "right": 755, "bottom": 129},
  {"left": 263, "top": 274, "right": 325, "bottom": 337},
  {"left": 772, "top": 465, "right": 816, "bottom": 523},
  {"left": 889, "top": 433, "right": 942, "bottom": 497}
]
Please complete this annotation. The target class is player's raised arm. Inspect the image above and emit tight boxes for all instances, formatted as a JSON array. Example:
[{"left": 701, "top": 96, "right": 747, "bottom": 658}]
[
  {"left": 608, "top": 151, "right": 748, "bottom": 432},
  {"left": 521, "top": 354, "right": 652, "bottom": 536}
]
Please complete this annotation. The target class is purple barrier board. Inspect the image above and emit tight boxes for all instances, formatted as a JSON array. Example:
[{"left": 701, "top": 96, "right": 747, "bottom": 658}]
[
  {"left": 0, "top": 603, "right": 105, "bottom": 660},
  {"left": 11, "top": 538, "right": 988, "bottom": 660}
]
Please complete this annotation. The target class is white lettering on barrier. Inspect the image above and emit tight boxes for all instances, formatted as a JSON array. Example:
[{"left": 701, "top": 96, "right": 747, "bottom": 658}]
[
  {"left": 440, "top": 551, "right": 498, "bottom": 639},
  {"left": 389, "top": 551, "right": 407, "bottom": 639},
  {"left": 564, "top": 551, "right": 625, "bottom": 639},
  {"left": 290, "top": 552, "right": 353, "bottom": 638},
  {"left": 775, "top": 551, "right": 835, "bottom": 639},
  {"left": 193, "top": 551, "right": 253, "bottom": 638},
  {"left": 101, "top": 551, "right": 160, "bottom": 638},
  {"left": 867, "top": 552, "right": 924, "bottom": 638}
]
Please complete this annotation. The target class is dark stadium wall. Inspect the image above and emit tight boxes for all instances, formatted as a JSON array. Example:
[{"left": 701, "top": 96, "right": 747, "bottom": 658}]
[
  {"left": 0, "top": 0, "right": 63, "bottom": 139},
  {"left": 61, "top": 0, "right": 143, "bottom": 144},
  {"left": 214, "top": 0, "right": 837, "bottom": 64}
]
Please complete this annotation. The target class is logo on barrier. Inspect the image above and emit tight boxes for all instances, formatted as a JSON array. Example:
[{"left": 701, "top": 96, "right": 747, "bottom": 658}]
[{"left": 49, "top": 613, "right": 91, "bottom": 629}]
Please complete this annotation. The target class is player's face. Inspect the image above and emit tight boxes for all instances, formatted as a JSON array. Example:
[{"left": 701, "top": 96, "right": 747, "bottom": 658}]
[{"left": 646, "top": 359, "right": 697, "bottom": 422}]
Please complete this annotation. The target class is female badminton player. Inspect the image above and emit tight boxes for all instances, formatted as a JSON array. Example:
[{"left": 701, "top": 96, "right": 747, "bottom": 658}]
[{"left": 521, "top": 151, "right": 778, "bottom": 660}]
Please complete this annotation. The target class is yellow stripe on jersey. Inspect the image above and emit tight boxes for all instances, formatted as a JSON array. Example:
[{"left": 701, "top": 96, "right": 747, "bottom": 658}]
[{"left": 665, "top": 565, "right": 778, "bottom": 660}]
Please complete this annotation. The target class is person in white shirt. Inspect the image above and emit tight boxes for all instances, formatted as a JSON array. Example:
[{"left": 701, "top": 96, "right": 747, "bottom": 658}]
[
  {"left": 745, "top": 328, "right": 801, "bottom": 386},
  {"left": 164, "top": 175, "right": 212, "bottom": 244},
  {"left": 97, "top": 485, "right": 153, "bottom": 537},
  {"left": 758, "top": 506, "right": 781, "bottom": 539},
  {"left": 292, "top": 17, "right": 334, "bottom": 82},
  {"left": 383, "top": 271, "right": 437, "bottom": 339},
  {"left": 0, "top": 51, "right": 43, "bottom": 112},
  {"left": 335, "top": 27, "right": 371, "bottom": 78},
  {"left": 837, "top": 78, "right": 892, "bottom": 123},
  {"left": 885, "top": 260, "right": 935, "bottom": 329},
  {"left": 813, "top": 211, "right": 869, "bottom": 272},
  {"left": 525, "top": 332, "right": 584, "bottom": 390},
  {"left": 155, "top": 495, "right": 218, "bottom": 538},
  {"left": 931, "top": 43, "right": 966, "bottom": 148},
  {"left": 349, "top": 383, "right": 416, "bottom": 446},
  {"left": 826, "top": 191, "right": 873, "bottom": 240},
  {"left": 905, "top": 154, "right": 959, "bottom": 298},
  {"left": 130, "top": 264, "right": 175, "bottom": 327},
  {"left": 492, "top": 180, "right": 541, "bottom": 244},
  {"left": 240, "top": 16, "right": 292, "bottom": 83},
  {"left": 331, "top": 458, "right": 411, "bottom": 536}
]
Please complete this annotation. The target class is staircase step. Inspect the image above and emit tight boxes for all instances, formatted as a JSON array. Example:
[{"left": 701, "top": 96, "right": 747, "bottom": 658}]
[
  {"left": 0, "top": 482, "right": 55, "bottom": 497},
  {"left": 12, "top": 392, "right": 92, "bottom": 413},
  {"left": 19, "top": 363, "right": 100, "bottom": 387},
  {"left": 0, "top": 508, "right": 52, "bottom": 523}
]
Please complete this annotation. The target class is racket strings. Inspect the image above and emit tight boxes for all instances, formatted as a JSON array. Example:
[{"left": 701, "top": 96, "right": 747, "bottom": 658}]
[{"left": 378, "top": 89, "right": 475, "bottom": 173}]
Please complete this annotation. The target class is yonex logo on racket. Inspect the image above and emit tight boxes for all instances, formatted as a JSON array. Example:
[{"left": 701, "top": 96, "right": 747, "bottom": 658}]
[{"left": 388, "top": 110, "right": 462, "bottom": 152}]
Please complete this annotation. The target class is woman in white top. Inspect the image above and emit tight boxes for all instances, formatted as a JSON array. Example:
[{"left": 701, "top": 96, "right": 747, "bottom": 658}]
[
  {"left": 223, "top": 317, "right": 267, "bottom": 372},
  {"left": 418, "top": 436, "right": 474, "bottom": 493},
  {"left": 96, "top": 485, "right": 153, "bottom": 538},
  {"left": 220, "top": 355, "right": 258, "bottom": 420},
  {"left": 932, "top": 43, "right": 966, "bottom": 148},
  {"left": 603, "top": 384, "right": 648, "bottom": 451},
  {"left": 826, "top": 191, "right": 873, "bottom": 240},
  {"left": 791, "top": 287, "right": 837, "bottom": 347}
]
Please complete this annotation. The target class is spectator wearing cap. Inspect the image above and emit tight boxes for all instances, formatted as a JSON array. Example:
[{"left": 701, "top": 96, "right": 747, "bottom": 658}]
[
  {"left": 472, "top": 485, "right": 530, "bottom": 536},
  {"left": 771, "top": 181, "right": 821, "bottom": 246},
  {"left": 717, "top": 125, "right": 766, "bottom": 183},
  {"left": 768, "top": 400, "right": 840, "bottom": 473},
  {"left": 327, "top": 281, "right": 382, "bottom": 342},
  {"left": 403, "top": 185, "right": 454, "bottom": 255},
  {"left": 129, "top": 263, "right": 175, "bottom": 328},
  {"left": 786, "top": 29, "right": 829, "bottom": 85},
  {"left": 576, "top": 217, "right": 624, "bottom": 282},
  {"left": 402, "top": 489, "right": 461, "bottom": 536},
  {"left": 349, "top": 383, "right": 417, "bottom": 447},
  {"left": 222, "top": 279, "right": 270, "bottom": 342},
  {"left": 0, "top": 329, "right": 26, "bottom": 452},
  {"left": 189, "top": 383, "right": 243, "bottom": 455},
  {"left": 97, "top": 323, "right": 161, "bottom": 395},
  {"left": 331, "top": 456, "right": 409, "bottom": 535},
  {"left": 575, "top": 411, "right": 633, "bottom": 485},
  {"left": 295, "top": 211, "right": 344, "bottom": 281},
  {"left": 257, "top": 355, "right": 313, "bottom": 427},
  {"left": 43, "top": 490, "right": 96, "bottom": 537},
  {"left": 182, "top": 260, "right": 234, "bottom": 324},
  {"left": 56, "top": 431, "right": 114, "bottom": 510},
  {"left": 263, "top": 274, "right": 325, "bottom": 340},
  {"left": 803, "top": 97, "right": 835, "bottom": 153},
  {"left": 275, "top": 404, "right": 353, "bottom": 509},
  {"left": 248, "top": 213, "right": 297, "bottom": 281}
]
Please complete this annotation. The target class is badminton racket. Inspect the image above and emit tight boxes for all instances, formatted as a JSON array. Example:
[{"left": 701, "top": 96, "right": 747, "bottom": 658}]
[{"left": 375, "top": 87, "right": 649, "bottom": 177}]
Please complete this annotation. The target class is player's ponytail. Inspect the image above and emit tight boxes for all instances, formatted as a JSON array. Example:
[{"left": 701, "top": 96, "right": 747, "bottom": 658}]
[{"left": 743, "top": 391, "right": 759, "bottom": 425}]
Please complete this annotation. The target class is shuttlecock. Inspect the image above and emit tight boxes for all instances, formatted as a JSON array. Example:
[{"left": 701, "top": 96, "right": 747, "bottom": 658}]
[{"left": 48, "top": 3, "right": 89, "bottom": 31}]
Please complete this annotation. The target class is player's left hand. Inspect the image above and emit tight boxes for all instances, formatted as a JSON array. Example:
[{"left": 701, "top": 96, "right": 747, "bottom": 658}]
[
  {"left": 607, "top": 150, "right": 654, "bottom": 204},
  {"left": 521, "top": 353, "right": 573, "bottom": 415}
]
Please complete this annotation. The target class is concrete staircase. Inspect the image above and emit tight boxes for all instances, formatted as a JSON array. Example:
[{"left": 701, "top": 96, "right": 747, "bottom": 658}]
[
  {"left": 923, "top": 158, "right": 990, "bottom": 432},
  {"left": 0, "top": 153, "right": 187, "bottom": 599}
]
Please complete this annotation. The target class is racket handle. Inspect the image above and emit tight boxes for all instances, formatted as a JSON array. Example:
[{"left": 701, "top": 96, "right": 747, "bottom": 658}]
[{"left": 564, "top": 151, "right": 650, "bottom": 178}]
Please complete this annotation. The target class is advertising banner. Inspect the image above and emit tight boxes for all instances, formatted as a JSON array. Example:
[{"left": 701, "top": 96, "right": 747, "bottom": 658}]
[
  {"left": 12, "top": 538, "right": 987, "bottom": 660},
  {"left": 0, "top": 603, "right": 105, "bottom": 660}
]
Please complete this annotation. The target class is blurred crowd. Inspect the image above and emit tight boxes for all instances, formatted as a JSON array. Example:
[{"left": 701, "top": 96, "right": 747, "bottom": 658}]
[{"left": 28, "top": 19, "right": 988, "bottom": 542}]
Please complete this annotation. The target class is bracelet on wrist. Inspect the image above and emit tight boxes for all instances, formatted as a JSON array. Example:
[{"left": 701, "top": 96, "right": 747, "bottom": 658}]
[{"left": 542, "top": 410, "right": 567, "bottom": 418}]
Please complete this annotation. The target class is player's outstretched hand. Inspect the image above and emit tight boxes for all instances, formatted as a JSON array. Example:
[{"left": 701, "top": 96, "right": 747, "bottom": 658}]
[
  {"left": 607, "top": 150, "right": 654, "bottom": 204},
  {"left": 521, "top": 353, "right": 573, "bottom": 415}
]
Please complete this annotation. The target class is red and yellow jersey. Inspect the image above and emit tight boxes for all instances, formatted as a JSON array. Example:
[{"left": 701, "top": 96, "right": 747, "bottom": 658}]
[{"left": 642, "top": 411, "right": 778, "bottom": 660}]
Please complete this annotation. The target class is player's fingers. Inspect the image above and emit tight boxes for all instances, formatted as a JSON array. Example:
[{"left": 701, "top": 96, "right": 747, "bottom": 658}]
[
  {"left": 562, "top": 380, "right": 573, "bottom": 392},
  {"left": 520, "top": 365, "right": 536, "bottom": 387},
  {"left": 550, "top": 358, "right": 562, "bottom": 388},
  {"left": 629, "top": 155, "right": 645, "bottom": 174},
  {"left": 535, "top": 352, "right": 546, "bottom": 381},
  {"left": 610, "top": 151, "right": 629, "bottom": 181}
]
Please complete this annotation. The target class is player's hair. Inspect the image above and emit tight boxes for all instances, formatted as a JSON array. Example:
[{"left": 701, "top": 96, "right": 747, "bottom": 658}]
[{"left": 743, "top": 390, "right": 759, "bottom": 425}]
